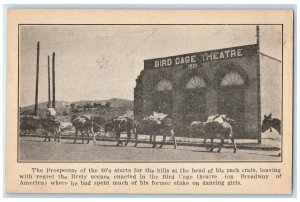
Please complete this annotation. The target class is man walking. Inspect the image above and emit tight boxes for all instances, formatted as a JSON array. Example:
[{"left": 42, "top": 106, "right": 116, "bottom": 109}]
[{"left": 46, "top": 104, "right": 56, "bottom": 120}]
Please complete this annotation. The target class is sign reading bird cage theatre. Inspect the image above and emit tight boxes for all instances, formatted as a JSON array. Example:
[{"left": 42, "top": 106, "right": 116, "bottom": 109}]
[{"left": 135, "top": 44, "right": 261, "bottom": 139}]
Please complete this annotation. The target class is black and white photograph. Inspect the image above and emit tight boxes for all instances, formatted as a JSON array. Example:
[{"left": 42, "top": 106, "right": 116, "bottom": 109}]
[
  {"left": 18, "top": 24, "right": 283, "bottom": 162},
  {"left": 5, "top": 8, "right": 294, "bottom": 195}
]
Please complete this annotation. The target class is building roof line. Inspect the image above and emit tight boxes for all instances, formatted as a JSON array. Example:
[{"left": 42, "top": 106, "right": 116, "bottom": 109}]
[
  {"left": 260, "top": 52, "right": 281, "bottom": 63},
  {"left": 144, "top": 44, "right": 257, "bottom": 62}
]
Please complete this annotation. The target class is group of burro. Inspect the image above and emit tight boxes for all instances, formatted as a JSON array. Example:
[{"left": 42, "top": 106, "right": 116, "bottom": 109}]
[{"left": 20, "top": 110, "right": 280, "bottom": 153}]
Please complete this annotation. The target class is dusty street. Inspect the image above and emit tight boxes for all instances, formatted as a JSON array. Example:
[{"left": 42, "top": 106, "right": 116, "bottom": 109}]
[{"left": 19, "top": 136, "right": 281, "bottom": 162}]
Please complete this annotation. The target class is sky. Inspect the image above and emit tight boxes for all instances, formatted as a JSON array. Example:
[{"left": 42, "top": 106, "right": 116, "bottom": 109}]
[{"left": 19, "top": 25, "right": 282, "bottom": 107}]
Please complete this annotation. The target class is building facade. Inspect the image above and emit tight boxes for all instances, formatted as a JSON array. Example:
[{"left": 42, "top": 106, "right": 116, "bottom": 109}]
[{"left": 134, "top": 44, "right": 261, "bottom": 139}]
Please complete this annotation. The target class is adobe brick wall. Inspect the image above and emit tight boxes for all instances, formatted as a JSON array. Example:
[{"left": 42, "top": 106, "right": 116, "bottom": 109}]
[{"left": 134, "top": 45, "right": 261, "bottom": 139}]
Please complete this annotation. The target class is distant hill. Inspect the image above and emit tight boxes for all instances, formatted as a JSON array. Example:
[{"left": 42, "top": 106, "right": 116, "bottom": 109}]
[
  {"left": 72, "top": 98, "right": 133, "bottom": 109},
  {"left": 19, "top": 98, "right": 133, "bottom": 116},
  {"left": 20, "top": 100, "right": 71, "bottom": 111}
]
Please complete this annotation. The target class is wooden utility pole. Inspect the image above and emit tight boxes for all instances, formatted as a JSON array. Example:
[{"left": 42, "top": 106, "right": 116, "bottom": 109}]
[
  {"left": 52, "top": 52, "right": 55, "bottom": 108},
  {"left": 34, "top": 41, "right": 40, "bottom": 116},
  {"left": 48, "top": 55, "right": 51, "bottom": 106},
  {"left": 256, "top": 26, "right": 262, "bottom": 144}
]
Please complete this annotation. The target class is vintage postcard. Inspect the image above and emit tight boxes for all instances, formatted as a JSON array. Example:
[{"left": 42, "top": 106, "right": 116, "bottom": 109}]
[{"left": 6, "top": 9, "right": 293, "bottom": 194}]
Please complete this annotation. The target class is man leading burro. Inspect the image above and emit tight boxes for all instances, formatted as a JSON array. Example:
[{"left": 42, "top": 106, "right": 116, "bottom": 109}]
[{"left": 43, "top": 104, "right": 61, "bottom": 142}]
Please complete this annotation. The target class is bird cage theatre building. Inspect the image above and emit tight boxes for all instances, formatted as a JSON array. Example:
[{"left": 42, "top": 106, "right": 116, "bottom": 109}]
[{"left": 134, "top": 43, "right": 264, "bottom": 139}]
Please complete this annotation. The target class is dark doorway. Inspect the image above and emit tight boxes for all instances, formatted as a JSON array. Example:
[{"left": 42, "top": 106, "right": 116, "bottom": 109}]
[
  {"left": 153, "top": 79, "right": 173, "bottom": 115},
  {"left": 218, "top": 87, "right": 245, "bottom": 137},
  {"left": 184, "top": 89, "right": 206, "bottom": 124},
  {"left": 183, "top": 76, "right": 207, "bottom": 124},
  {"left": 153, "top": 91, "right": 173, "bottom": 115}
]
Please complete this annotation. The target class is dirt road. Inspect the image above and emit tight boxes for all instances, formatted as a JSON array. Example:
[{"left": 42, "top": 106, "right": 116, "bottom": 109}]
[{"left": 19, "top": 136, "right": 281, "bottom": 162}]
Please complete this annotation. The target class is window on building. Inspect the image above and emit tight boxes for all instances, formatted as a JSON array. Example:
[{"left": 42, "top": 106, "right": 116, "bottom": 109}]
[
  {"left": 186, "top": 76, "right": 206, "bottom": 89},
  {"left": 220, "top": 71, "right": 244, "bottom": 86},
  {"left": 156, "top": 79, "right": 172, "bottom": 91}
]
